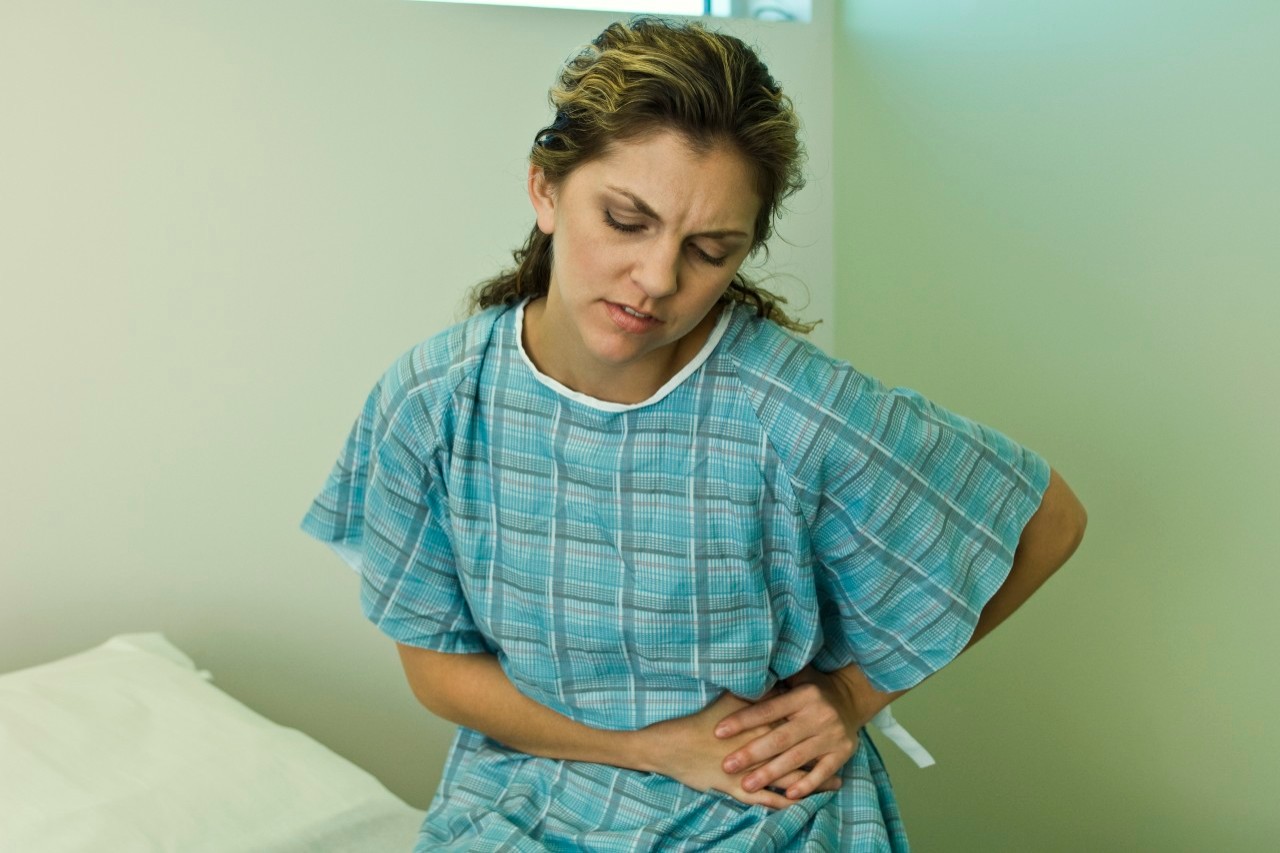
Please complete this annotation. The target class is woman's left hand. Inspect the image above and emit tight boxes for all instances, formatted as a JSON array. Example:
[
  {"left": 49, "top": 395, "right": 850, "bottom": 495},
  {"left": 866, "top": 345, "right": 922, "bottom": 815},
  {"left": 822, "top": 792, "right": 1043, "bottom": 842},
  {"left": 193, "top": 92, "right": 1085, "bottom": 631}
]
[{"left": 714, "top": 665, "right": 873, "bottom": 800}]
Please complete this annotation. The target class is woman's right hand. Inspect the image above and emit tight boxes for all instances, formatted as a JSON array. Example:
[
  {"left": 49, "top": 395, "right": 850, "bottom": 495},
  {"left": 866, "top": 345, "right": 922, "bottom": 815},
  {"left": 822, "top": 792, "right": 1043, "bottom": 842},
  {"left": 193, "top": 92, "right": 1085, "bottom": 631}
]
[{"left": 640, "top": 690, "right": 842, "bottom": 810}]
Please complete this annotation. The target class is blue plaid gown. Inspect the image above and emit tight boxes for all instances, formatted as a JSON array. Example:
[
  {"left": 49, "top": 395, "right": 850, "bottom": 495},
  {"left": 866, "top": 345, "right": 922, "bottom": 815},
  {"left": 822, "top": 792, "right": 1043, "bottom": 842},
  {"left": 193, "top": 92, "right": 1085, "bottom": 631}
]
[{"left": 300, "top": 298, "right": 1051, "bottom": 851}]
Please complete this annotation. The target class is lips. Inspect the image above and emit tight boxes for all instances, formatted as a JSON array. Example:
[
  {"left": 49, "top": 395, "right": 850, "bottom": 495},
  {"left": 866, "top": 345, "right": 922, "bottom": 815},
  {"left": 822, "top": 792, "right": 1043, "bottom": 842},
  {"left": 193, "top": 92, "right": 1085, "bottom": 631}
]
[{"left": 605, "top": 301, "right": 662, "bottom": 333}]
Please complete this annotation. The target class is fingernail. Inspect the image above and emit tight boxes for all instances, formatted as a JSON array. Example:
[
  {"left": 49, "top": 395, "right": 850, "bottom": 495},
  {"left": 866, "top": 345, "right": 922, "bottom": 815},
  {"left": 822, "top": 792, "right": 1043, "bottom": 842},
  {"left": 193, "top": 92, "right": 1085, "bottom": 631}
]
[
  {"left": 743, "top": 776, "right": 758, "bottom": 791},
  {"left": 714, "top": 725, "right": 730, "bottom": 737},
  {"left": 724, "top": 758, "right": 740, "bottom": 772}
]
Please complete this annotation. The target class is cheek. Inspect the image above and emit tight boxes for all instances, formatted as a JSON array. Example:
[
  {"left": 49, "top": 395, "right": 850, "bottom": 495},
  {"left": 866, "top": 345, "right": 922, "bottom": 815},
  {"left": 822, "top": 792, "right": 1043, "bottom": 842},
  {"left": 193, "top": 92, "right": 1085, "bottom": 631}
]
[
  {"left": 563, "top": 236, "right": 622, "bottom": 284},
  {"left": 697, "top": 274, "right": 735, "bottom": 304}
]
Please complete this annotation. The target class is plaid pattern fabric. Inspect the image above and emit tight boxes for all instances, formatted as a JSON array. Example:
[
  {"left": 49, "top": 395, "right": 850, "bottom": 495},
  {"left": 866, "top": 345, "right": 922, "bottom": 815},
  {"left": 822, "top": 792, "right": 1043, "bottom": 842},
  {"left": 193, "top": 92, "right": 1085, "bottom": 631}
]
[{"left": 300, "top": 299, "right": 1050, "bottom": 851}]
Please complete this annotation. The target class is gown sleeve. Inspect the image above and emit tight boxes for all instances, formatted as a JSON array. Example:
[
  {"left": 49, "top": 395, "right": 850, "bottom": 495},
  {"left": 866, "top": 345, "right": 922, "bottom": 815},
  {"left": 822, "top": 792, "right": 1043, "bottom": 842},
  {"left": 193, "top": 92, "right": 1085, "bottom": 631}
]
[
  {"left": 808, "top": 370, "right": 1052, "bottom": 693},
  {"left": 298, "top": 354, "right": 488, "bottom": 654}
]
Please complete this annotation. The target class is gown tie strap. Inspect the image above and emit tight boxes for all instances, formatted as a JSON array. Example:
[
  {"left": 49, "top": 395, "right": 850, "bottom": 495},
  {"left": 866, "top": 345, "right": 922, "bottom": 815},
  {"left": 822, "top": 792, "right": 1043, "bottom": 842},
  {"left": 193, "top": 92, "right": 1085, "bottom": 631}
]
[{"left": 868, "top": 706, "right": 936, "bottom": 768}]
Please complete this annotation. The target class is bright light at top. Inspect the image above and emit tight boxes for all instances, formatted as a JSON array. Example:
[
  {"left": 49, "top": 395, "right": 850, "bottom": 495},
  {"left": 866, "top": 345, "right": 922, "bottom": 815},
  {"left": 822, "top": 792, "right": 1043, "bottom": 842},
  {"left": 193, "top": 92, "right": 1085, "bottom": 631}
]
[{"left": 407, "top": 0, "right": 810, "bottom": 23}]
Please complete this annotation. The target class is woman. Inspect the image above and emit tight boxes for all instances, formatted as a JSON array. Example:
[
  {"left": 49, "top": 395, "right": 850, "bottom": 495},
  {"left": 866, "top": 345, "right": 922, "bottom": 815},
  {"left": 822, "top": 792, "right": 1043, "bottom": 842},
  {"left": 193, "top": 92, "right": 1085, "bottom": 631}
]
[{"left": 301, "top": 15, "right": 1087, "bottom": 851}]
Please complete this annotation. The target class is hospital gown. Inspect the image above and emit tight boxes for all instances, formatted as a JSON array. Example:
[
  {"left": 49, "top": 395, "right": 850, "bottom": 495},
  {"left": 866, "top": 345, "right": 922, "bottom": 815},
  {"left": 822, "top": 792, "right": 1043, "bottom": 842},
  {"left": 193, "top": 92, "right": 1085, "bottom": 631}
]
[{"left": 299, "top": 298, "right": 1051, "bottom": 851}]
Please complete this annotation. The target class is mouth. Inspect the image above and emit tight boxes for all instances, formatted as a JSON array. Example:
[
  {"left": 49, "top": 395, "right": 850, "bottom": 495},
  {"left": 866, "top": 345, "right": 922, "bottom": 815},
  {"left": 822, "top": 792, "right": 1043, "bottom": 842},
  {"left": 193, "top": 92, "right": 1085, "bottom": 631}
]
[
  {"left": 617, "top": 304, "right": 655, "bottom": 320},
  {"left": 604, "top": 301, "right": 662, "bottom": 332}
]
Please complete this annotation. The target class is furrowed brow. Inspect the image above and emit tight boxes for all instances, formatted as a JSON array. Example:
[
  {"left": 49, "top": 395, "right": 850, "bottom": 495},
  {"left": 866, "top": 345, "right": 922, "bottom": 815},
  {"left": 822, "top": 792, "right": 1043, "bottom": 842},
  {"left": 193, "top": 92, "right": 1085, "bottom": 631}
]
[
  {"left": 606, "top": 185, "right": 749, "bottom": 240},
  {"left": 607, "top": 186, "right": 663, "bottom": 222}
]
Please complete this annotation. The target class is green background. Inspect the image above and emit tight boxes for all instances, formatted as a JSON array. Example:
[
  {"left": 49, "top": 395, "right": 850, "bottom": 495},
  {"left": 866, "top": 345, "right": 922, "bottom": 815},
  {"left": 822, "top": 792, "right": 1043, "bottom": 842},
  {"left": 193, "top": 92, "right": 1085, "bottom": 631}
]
[{"left": 834, "top": 2, "right": 1277, "bottom": 849}]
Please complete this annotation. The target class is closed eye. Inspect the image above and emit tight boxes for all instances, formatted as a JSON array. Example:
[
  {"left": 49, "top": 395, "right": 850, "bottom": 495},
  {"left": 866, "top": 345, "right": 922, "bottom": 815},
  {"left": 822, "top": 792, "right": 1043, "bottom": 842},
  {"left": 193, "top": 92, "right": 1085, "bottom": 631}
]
[
  {"left": 602, "top": 210, "right": 728, "bottom": 267},
  {"left": 695, "top": 248, "right": 728, "bottom": 267},
  {"left": 603, "top": 209, "right": 643, "bottom": 233}
]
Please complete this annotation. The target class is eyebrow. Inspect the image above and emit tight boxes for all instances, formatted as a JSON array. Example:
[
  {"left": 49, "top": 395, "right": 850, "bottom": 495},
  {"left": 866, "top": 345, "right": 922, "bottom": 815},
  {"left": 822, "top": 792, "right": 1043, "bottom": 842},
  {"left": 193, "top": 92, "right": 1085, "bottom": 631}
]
[{"left": 605, "top": 185, "right": 750, "bottom": 240}]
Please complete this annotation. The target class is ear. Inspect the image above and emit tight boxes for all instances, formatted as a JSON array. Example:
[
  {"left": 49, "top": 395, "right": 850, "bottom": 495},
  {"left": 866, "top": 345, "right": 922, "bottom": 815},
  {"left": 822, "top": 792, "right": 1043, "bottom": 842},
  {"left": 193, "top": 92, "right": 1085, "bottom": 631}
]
[{"left": 527, "top": 164, "right": 557, "bottom": 236}]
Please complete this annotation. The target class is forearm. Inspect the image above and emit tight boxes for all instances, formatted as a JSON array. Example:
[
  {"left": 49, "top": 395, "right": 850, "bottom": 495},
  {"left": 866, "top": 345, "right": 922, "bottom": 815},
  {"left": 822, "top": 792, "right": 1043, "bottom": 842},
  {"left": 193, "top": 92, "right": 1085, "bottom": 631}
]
[
  {"left": 834, "top": 467, "right": 1088, "bottom": 716},
  {"left": 396, "top": 644, "right": 653, "bottom": 771}
]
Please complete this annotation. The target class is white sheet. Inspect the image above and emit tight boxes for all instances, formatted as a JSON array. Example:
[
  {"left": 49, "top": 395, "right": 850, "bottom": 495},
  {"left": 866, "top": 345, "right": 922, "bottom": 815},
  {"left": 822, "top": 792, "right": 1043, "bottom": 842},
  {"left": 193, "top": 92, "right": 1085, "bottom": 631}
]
[{"left": 0, "top": 633, "right": 425, "bottom": 852}]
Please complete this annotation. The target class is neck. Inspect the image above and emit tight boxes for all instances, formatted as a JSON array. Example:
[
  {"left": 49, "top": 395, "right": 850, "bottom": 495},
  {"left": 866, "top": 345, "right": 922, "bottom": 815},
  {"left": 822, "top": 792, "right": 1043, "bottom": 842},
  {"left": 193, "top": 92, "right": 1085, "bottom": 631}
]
[{"left": 522, "top": 298, "right": 722, "bottom": 405}]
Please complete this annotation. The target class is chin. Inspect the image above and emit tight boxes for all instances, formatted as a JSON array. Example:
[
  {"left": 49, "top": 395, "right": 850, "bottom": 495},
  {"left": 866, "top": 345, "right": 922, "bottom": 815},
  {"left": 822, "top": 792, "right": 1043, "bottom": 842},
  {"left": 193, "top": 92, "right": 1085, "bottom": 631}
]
[{"left": 590, "top": 339, "right": 652, "bottom": 365}]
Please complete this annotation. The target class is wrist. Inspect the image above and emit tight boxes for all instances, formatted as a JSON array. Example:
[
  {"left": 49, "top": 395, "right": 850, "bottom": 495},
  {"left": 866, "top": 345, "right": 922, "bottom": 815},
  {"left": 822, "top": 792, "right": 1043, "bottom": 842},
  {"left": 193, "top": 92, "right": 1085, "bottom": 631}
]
[
  {"left": 627, "top": 722, "right": 666, "bottom": 774},
  {"left": 832, "top": 664, "right": 904, "bottom": 725}
]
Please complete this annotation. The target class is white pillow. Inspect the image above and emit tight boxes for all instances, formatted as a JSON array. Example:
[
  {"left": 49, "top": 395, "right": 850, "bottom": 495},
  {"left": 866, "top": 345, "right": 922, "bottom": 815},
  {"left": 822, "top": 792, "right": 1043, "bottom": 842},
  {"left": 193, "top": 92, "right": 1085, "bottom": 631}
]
[{"left": 0, "top": 633, "right": 425, "bottom": 852}]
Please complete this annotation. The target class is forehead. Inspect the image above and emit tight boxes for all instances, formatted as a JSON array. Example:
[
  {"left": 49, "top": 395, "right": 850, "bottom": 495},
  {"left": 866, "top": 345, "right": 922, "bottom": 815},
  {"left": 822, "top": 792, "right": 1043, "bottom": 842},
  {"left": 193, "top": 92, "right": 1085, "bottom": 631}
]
[{"left": 568, "top": 130, "right": 760, "bottom": 230}]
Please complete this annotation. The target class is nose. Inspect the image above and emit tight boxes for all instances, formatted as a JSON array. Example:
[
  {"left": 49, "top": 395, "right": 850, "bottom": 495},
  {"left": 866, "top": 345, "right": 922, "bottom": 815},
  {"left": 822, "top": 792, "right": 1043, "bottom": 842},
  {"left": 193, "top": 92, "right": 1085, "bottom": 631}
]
[{"left": 630, "top": 242, "right": 680, "bottom": 300}]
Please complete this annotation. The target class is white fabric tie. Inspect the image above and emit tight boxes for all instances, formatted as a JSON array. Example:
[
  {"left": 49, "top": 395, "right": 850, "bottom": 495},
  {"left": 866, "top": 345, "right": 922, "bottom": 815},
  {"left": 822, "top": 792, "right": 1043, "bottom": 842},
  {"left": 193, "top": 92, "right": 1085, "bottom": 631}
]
[{"left": 869, "top": 706, "right": 936, "bottom": 768}]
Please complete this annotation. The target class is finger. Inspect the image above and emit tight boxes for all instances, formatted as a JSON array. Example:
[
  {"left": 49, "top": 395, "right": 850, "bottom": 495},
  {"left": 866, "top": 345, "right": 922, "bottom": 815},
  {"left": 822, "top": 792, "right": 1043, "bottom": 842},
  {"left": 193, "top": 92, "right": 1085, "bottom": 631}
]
[
  {"left": 714, "top": 689, "right": 807, "bottom": 739},
  {"left": 783, "top": 754, "right": 846, "bottom": 800},
  {"left": 750, "top": 789, "right": 795, "bottom": 810},
  {"left": 739, "top": 740, "right": 826, "bottom": 793},
  {"left": 782, "top": 765, "right": 843, "bottom": 792},
  {"left": 778, "top": 772, "right": 842, "bottom": 795},
  {"left": 715, "top": 783, "right": 794, "bottom": 811},
  {"left": 767, "top": 768, "right": 843, "bottom": 797},
  {"left": 771, "top": 730, "right": 859, "bottom": 799},
  {"left": 721, "top": 723, "right": 805, "bottom": 774},
  {"left": 771, "top": 770, "right": 808, "bottom": 790}
]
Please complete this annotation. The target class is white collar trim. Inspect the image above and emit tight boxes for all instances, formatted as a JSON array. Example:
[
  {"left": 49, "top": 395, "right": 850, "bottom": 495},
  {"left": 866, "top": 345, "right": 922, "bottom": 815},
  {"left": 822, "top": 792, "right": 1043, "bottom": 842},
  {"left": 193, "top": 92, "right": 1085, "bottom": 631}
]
[{"left": 514, "top": 297, "right": 732, "bottom": 413}]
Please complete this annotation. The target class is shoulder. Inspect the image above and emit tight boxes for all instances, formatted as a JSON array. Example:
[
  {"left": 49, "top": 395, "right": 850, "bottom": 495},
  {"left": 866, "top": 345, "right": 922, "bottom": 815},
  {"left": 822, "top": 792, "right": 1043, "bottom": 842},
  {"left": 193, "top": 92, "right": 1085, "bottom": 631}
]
[
  {"left": 718, "top": 303, "right": 875, "bottom": 420},
  {"left": 373, "top": 303, "right": 513, "bottom": 438},
  {"left": 714, "top": 303, "right": 893, "bottom": 497}
]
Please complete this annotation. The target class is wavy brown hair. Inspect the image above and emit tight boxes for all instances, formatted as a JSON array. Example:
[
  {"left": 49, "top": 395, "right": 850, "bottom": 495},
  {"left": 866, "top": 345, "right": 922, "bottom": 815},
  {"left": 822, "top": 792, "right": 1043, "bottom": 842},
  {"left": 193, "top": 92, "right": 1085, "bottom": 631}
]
[{"left": 469, "top": 15, "right": 815, "bottom": 333}]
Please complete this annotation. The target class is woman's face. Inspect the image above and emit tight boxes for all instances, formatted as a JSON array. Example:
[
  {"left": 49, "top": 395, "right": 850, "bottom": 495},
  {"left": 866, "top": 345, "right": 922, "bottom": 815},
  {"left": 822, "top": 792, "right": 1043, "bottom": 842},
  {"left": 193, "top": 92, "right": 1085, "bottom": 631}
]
[{"left": 525, "top": 128, "right": 761, "bottom": 403}]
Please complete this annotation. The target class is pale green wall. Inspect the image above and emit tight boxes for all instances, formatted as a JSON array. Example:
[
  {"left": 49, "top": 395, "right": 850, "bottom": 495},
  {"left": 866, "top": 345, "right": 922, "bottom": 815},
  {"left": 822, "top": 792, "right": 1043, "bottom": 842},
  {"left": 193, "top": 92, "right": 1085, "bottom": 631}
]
[
  {"left": 835, "top": 1, "right": 1278, "bottom": 850},
  {"left": 0, "top": 0, "right": 834, "bottom": 812}
]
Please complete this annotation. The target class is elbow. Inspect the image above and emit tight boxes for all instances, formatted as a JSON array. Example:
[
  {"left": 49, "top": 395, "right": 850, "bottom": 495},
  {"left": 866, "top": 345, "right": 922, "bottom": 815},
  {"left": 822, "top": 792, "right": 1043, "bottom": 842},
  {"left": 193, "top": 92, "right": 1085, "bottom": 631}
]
[
  {"left": 1052, "top": 471, "right": 1088, "bottom": 562},
  {"left": 1061, "top": 472, "right": 1088, "bottom": 550},
  {"left": 1062, "top": 506, "right": 1087, "bottom": 563},
  {"left": 394, "top": 643, "right": 497, "bottom": 726},
  {"left": 1025, "top": 467, "right": 1088, "bottom": 566},
  {"left": 396, "top": 643, "right": 459, "bottom": 721}
]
